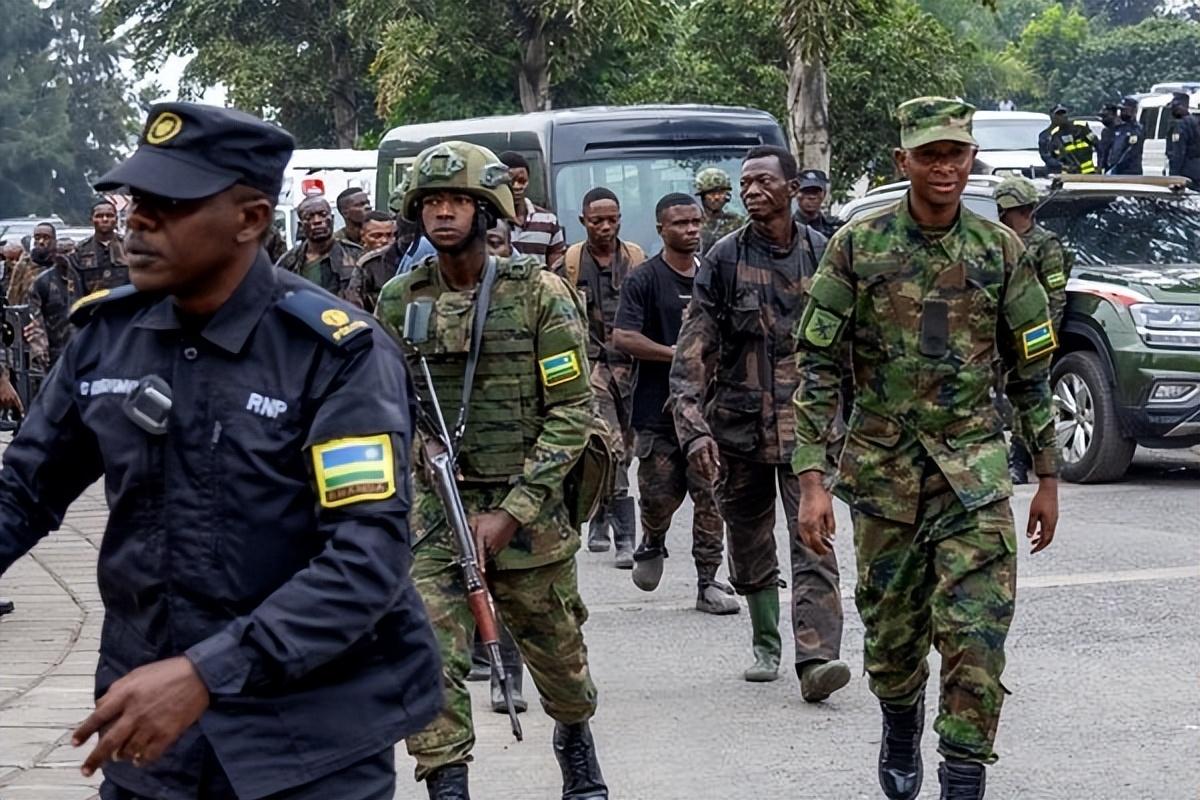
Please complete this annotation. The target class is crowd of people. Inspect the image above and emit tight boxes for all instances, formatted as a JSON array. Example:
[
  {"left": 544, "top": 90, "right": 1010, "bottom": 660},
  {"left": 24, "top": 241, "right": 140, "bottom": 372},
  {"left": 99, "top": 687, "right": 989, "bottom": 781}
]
[{"left": 0, "top": 95, "right": 1067, "bottom": 800}]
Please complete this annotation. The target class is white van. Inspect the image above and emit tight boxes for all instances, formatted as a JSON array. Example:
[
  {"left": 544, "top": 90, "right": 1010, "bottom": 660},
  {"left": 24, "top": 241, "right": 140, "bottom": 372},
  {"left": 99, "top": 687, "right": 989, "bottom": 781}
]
[
  {"left": 1137, "top": 92, "right": 1200, "bottom": 176},
  {"left": 276, "top": 149, "right": 378, "bottom": 250}
]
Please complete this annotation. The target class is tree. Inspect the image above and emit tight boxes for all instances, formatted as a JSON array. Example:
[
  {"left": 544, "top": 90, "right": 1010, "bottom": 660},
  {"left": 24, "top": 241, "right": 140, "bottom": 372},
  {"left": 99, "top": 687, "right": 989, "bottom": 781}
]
[
  {"left": 370, "top": 0, "right": 669, "bottom": 119},
  {"left": 1057, "top": 18, "right": 1200, "bottom": 110},
  {"left": 0, "top": 0, "right": 135, "bottom": 221},
  {"left": 1013, "top": 3, "right": 1091, "bottom": 106},
  {"left": 106, "top": 0, "right": 380, "bottom": 147}
]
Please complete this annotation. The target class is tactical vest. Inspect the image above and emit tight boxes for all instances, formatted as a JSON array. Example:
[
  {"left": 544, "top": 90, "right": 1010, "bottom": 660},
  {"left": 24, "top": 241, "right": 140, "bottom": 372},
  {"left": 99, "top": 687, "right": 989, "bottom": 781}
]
[{"left": 403, "top": 258, "right": 542, "bottom": 483}]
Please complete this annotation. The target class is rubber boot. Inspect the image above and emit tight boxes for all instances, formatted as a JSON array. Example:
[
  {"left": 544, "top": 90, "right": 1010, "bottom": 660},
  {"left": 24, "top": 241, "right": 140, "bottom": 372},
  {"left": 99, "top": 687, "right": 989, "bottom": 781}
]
[
  {"left": 611, "top": 496, "right": 637, "bottom": 570},
  {"left": 466, "top": 633, "right": 488, "bottom": 682},
  {"left": 426, "top": 763, "right": 470, "bottom": 800},
  {"left": 938, "top": 759, "right": 986, "bottom": 800},
  {"left": 1007, "top": 439, "right": 1031, "bottom": 485},
  {"left": 798, "top": 659, "right": 851, "bottom": 702},
  {"left": 631, "top": 534, "right": 667, "bottom": 591},
  {"left": 743, "top": 588, "right": 781, "bottom": 682},
  {"left": 878, "top": 694, "right": 925, "bottom": 800},
  {"left": 490, "top": 627, "right": 528, "bottom": 714},
  {"left": 586, "top": 505, "right": 611, "bottom": 553},
  {"left": 553, "top": 721, "right": 608, "bottom": 799}
]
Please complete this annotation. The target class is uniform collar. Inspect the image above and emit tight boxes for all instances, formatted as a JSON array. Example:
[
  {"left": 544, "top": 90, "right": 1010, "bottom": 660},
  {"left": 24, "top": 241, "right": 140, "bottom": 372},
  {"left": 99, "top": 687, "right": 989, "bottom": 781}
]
[
  {"left": 895, "top": 192, "right": 965, "bottom": 262},
  {"left": 134, "top": 250, "right": 277, "bottom": 354}
]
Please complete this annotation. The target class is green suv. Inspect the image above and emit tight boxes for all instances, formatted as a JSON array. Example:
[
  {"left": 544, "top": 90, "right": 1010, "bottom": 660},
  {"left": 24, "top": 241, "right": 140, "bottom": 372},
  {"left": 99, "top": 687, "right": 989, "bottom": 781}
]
[{"left": 836, "top": 175, "right": 1200, "bottom": 483}]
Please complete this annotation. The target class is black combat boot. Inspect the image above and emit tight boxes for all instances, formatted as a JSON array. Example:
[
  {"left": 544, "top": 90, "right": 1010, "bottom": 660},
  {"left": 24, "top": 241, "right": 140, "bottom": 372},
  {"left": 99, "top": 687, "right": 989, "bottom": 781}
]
[
  {"left": 938, "top": 759, "right": 986, "bottom": 800},
  {"left": 490, "top": 628, "right": 528, "bottom": 714},
  {"left": 426, "top": 763, "right": 470, "bottom": 800},
  {"left": 611, "top": 496, "right": 637, "bottom": 570},
  {"left": 631, "top": 534, "right": 668, "bottom": 591},
  {"left": 553, "top": 721, "right": 608, "bottom": 799},
  {"left": 466, "top": 633, "right": 488, "bottom": 682},
  {"left": 878, "top": 694, "right": 924, "bottom": 800},
  {"left": 0, "top": 597, "right": 13, "bottom": 617},
  {"left": 587, "top": 504, "right": 611, "bottom": 553}
]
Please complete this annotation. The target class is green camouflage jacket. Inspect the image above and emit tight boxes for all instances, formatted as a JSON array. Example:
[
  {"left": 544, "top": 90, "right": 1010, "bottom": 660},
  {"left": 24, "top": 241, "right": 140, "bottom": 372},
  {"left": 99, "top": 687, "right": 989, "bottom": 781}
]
[
  {"left": 375, "top": 255, "right": 593, "bottom": 570},
  {"left": 792, "top": 195, "right": 1058, "bottom": 524},
  {"left": 75, "top": 235, "right": 129, "bottom": 292},
  {"left": 275, "top": 239, "right": 363, "bottom": 300},
  {"left": 1020, "top": 223, "right": 1072, "bottom": 330},
  {"left": 700, "top": 210, "right": 746, "bottom": 254}
]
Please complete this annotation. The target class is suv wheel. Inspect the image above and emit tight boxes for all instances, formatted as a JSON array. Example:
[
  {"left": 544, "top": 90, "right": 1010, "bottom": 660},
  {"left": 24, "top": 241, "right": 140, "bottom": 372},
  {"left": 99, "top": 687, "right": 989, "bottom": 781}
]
[{"left": 1051, "top": 351, "right": 1136, "bottom": 483}]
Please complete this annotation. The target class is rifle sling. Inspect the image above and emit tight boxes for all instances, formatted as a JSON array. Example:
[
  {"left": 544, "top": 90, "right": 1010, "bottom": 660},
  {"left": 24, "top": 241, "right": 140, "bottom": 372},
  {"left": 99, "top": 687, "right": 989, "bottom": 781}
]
[{"left": 450, "top": 256, "right": 498, "bottom": 458}]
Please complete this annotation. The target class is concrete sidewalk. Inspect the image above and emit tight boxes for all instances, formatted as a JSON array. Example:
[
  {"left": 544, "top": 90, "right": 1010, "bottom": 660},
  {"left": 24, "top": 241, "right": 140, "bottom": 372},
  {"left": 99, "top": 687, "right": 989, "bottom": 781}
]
[{"left": 0, "top": 478, "right": 106, "bottom": 798}]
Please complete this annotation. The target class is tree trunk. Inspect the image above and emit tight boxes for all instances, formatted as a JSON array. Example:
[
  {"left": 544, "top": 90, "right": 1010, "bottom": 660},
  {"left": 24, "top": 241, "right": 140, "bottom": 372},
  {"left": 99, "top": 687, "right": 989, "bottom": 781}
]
[
  {"left": 329, "top": 1, "right": 357, "bottom": 147},
  {"left": 786, "top": 53, "right": 830, "bottom": 174},
  {"left": 518, "top": 23, "right": 551, "bottom": 112}
]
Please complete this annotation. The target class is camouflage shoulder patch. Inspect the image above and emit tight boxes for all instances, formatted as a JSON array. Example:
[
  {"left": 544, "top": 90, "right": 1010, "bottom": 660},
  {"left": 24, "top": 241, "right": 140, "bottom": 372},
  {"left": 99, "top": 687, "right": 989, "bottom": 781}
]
[
  {"left": 799, "top": 305, "right": 845, "bottom": 349},
  {"left": 311, "top": 434, "right": 396, "bottom": 508},
  {"left": 539, "top": 350, "right": 582, "bottom": 387},
  {"left": 1021, "top": 321, "right": 1058, "bottom": 360}
]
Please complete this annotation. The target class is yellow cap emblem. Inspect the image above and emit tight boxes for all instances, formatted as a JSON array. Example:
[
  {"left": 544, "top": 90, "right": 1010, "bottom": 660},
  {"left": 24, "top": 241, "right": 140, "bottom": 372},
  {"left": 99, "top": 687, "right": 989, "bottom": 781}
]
[
  {"left": 146, "top": 112, "right": 183, "bottom": 145},
  {"left": 321, "top": 308, "right": 350, "bottom": 327}
]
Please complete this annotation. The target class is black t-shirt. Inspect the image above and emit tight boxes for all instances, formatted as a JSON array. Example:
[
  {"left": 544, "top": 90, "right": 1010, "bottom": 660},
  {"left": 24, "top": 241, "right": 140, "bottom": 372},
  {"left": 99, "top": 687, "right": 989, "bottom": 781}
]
[{"left": 614, "top": 253, "right": 697, "bottom": 432}]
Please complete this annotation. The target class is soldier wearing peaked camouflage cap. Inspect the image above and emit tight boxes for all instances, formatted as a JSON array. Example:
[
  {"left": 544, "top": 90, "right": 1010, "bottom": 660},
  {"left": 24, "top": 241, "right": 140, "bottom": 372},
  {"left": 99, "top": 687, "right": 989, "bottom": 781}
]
[
  {"left": 795, "top": 95, "right": 1060, "bottom": 800},
  {"left": 895, "top": 96, "right": 978, "bottom": 150},
  {"left": 694, "top": 166, "right": 745, "bottom": 252}
]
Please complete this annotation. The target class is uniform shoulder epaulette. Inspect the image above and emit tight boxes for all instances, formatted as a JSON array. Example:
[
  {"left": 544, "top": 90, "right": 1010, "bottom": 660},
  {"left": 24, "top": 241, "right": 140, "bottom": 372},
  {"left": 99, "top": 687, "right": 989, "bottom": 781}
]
[
  {"left": 276, "top": 288, "right": 373, "bottom": 350},
  {"left": 69, "top": 284, "right": 143, "bottom": 326},
  {"left": 356, "top": 244, "right": 391, "bottom": 266},
  {"left": 498, "top": 255, "right": 540, "bottom": 281}
]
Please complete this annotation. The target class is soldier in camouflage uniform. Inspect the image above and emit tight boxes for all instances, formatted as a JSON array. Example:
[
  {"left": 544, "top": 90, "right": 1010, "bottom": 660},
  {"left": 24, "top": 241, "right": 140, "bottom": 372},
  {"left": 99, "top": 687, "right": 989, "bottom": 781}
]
[
  {"left": 275, "top": 196, "right": 363, "bottom": 298},
  {"left": 24, "top": 222, "right": 85, "bottom": 370},
  {"left": 553, "top": 186, "right": 645, "bottom": 566},
  {"left": 670, "top": 146, "right": 850, "bottom": 694},
  {"left": 76, "top": 199, "right": 129, "bottom": 291},
  {"left": 375, "top": 141, "right": 607, "bottom": 800},
  {"left": 792, "top": 98, "right": 1060, "bottom": 800},
  {"left": 695, "top": 167, "right": 745, "bottom": 254},
  {"left": 995, "top": 175, "right": 1072, "bottom": 484}
]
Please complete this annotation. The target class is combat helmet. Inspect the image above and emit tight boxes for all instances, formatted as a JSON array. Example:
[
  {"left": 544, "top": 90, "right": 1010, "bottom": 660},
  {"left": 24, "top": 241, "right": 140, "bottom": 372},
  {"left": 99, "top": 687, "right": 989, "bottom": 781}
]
[
  {"left": 694, "top": 167, "right": 733, "bottom": 195},
  {"left": 994, "top": 175, "right": 1040, "bottom": 210},
  {"left": 400, "top": 141, "right": 517, "bottom": 223}
]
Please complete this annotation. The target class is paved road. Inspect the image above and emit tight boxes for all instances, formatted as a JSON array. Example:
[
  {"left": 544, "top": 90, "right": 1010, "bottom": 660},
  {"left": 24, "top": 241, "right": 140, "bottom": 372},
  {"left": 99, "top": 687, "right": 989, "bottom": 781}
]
[{"left": 0, "top": 445, "right": 1196, "bottom": 799}]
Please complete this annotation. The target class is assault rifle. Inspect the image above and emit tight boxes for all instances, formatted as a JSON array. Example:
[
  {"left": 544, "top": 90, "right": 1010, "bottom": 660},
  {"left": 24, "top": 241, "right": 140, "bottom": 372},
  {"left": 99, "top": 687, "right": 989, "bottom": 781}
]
[
  {"left": 0, "top": 305, "right": 43, "bottom": 432},
  {"left": 400, "top": 297, "right": 522, "bottom": 742}
]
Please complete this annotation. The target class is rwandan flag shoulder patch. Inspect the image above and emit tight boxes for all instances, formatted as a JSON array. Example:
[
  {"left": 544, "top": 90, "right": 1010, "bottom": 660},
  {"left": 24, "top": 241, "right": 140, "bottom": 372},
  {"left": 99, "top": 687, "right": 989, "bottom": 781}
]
[
  {"left": 311, "top": 434, "right": 395, "bottom": 508},
  {"left": 1021, "top": 321, "right": 1058, "bottom": 360},
  {"left": 539, "top": 350, "right": 582, "bottom": 387}
]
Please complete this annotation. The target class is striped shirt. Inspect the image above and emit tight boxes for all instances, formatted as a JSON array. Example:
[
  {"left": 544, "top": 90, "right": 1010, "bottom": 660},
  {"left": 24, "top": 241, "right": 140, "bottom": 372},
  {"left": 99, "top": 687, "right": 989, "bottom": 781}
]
[{"left": 511, "top": 198, "right": 565, "bottom": 265}]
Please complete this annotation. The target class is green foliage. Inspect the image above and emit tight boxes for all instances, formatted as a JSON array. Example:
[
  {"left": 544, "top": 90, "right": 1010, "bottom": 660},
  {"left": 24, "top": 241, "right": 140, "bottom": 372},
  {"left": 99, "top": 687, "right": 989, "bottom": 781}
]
[
  {"left": 827, "top": 0, "right": 966, "bottom": 188},
  {"left": 105, "top": 0, "right": 381, "bottom": 147},
  {"left": 1014, "top": 2, "right": 1091, "bottom": 104},
  {"left": 1057, "top": 18, "right": 1200, "bottom": 110},
  {"left": 0, "top": 0, "right": 136, "bottom": 221}
]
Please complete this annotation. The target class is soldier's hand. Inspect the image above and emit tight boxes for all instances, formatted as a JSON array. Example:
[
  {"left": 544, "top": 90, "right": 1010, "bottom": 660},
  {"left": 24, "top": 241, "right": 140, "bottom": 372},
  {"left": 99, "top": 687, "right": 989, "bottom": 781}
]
[
  {"left": 685, "top": 436, "right": 721, "bottom": 484},
  {"left": 797, "top": 471, "right": 836, "bottom": 557},
  {"left": 1026, "top": 476, "right": 1058, "bottom": 553},
  {"left": 471, "top": 510, "right": 520, "bottom": 564},
  {"left": 72, "top": 656, "right": 209, "bottom": 777},
  {"left": 0, "top": 378, "right": 21, "bottom": 413}
]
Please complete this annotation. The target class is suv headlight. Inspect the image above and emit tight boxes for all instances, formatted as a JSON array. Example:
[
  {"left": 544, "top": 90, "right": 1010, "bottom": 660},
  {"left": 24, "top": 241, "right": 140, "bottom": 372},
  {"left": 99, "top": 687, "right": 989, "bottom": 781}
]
[{"left": 1129, "top": 303, "right": 1200, "bottom": 348}]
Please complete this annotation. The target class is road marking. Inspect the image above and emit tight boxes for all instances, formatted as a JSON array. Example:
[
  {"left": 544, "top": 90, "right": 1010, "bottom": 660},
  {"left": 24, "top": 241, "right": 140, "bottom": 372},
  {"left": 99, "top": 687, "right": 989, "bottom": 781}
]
[{"left": 1017, "top": 564, "right": 1199, "bottom": 590}]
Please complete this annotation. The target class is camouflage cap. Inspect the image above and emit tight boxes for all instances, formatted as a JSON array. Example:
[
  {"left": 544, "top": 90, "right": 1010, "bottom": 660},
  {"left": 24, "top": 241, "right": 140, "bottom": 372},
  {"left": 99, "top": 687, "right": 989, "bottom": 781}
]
[
  {"left": 995, "top": 175, "right": 1039, "bottom": 209},
  {"left": 895, "top": 97, "right": 978, "bottom": 149}
]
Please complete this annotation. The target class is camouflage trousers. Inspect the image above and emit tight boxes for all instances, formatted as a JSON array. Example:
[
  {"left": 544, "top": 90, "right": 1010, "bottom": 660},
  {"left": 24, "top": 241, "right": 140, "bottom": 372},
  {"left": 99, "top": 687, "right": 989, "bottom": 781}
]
[
  {"left": 591, "top": 361, "right": 634, "bottom": 500},
  {"left": 405, "top": 540, "right": 597, "bottom": 781},
  {"left": 851, "top": 463, "right": 1016, "bottom": 765},
  {"left": 633, "top": 428, "right": 725, "bottom": 584},
  {"left": 716, "top": 451, "right": 844, "bottom": 665}
]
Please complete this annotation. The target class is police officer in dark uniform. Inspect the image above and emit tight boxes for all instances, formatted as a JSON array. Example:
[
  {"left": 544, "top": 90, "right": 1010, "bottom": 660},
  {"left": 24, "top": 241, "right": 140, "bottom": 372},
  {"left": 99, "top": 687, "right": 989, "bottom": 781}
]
[
  {"left": 793, "top": 169, "right": 837, "bottom": 238},
  {"left": 0, "top": 102, "right": 441, "bottom": 799},
  {"left": 1109, "top": 97, "right": 1145, "bottom": 175},
  {"left": 1097, "top": 103, "right": 1118, "bottom": 173},
  {"left": 1167, "top": 92, "right": 1200, "bottom": 186}
]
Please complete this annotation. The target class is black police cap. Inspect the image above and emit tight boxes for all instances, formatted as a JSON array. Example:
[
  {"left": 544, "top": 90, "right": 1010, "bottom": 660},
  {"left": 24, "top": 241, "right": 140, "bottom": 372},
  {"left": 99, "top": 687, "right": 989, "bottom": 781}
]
[
  {"left": 95, "top": 102, "right": 295, "bottom": 200},
  {"left": 1171, "top": 92, "right": 1191, "bottom": 109},
  {"left": 799, "top": 169, "right": 829, "bottom": 190},
  {"left": 1120, "top": 96, "right": 1138, "bottom": 110}
]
